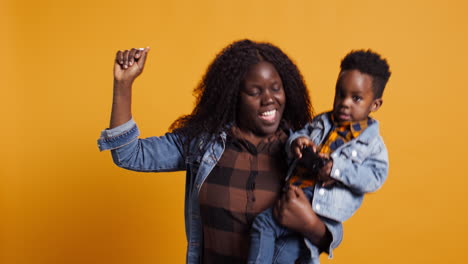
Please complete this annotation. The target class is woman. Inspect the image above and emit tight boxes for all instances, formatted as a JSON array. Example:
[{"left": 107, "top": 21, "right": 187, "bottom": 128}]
[{"left": 98, "top": 39, "right": 341, "bottom": 263}]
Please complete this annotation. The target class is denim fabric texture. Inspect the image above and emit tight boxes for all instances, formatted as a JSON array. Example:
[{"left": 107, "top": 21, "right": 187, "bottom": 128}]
[
  {"left": 252, "top": 111, "right": 388, "bottom": 263},
  {"left": 286, "top": 112, "right": 389, "bottom": 222},
  {"left": 98, "top": 118, "right": 343, "bottom": 263},
  {"left": 248, "top": 188, "right": 319, "bottom": 264}
]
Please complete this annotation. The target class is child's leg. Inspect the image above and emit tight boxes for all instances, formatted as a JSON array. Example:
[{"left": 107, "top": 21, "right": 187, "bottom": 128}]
[
  {"left": 273, "top": 187, "right": 317, "bottom": 264},
  {"left": 248, "top": 207, "right": 292, "bottom": 264},
  {"left": 273, "top": 234, "right": 308, "bottom": 263},
  {"left": 292, "top": 244, "right": 320, "bottom": 264},
  {"left": 272, "top": 230, "right": 320, "bottom": 264}
]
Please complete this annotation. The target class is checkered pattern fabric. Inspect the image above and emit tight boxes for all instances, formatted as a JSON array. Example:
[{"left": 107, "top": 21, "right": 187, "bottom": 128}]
[
  {"left": 198, "top": 127, "right": 288, "bottom": 263},
  {"left": 319, "top": 114, "right": 374, "bottom": 154}
]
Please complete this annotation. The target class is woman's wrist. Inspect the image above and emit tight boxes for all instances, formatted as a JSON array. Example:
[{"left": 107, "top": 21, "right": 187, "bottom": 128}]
[
  {"left": 302, "top": 217, "right": 331, "bottom": 249},
  {"left": 113, "top": 80, "right": 134, "bottom": 99},
  {"left": 110, "top": 79, "right": 133, "bottom": 129},
  {"left": 114, "top": 79, "right": 133, "bottom": 89},
  {"left": 306, "top": 224, "right": 332, "bottom": 251}
]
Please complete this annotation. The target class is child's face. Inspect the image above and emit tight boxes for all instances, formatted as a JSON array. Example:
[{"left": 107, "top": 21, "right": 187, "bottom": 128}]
[{"left": 332, "top": 70, "right": 382, "bottom": 123}]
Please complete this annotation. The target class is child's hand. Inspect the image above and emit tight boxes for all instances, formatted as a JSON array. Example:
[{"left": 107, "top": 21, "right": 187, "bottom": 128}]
[
  {"left": 316, "top": 154, "right": 336, "bottom": 187},
  {"left": 291, "top": 137, "right": 316, "bottom": 159}
]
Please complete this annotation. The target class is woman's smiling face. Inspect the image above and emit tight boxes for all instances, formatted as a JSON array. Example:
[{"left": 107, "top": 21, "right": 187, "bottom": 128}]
[{"left": 237, "top": 61, "right": 286, "bottom": 137}]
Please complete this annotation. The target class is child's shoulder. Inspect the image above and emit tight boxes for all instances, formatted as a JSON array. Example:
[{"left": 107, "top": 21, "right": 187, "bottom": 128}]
[{"left": 312, "top": 111, "right": 332, "bottom": 122}]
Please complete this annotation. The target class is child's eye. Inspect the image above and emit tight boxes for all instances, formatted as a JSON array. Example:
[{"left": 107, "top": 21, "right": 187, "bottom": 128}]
[{"left": 352, "top": 96, "right": 362, "bottom": 102}]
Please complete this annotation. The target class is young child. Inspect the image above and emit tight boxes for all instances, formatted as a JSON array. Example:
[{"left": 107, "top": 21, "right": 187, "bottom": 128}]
[{"left": 247, "top": 50, "right": 391, "bottom": 264}]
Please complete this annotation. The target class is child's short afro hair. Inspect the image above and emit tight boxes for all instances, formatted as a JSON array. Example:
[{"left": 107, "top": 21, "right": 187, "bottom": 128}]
[{"left": 341, "top": 50, "right": 391, "bottom": 98}]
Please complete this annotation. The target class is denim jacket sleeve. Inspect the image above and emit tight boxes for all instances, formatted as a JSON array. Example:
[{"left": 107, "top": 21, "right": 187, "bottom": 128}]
[{"left": 97, "top": 118, "right": 186, "bottom": 172}]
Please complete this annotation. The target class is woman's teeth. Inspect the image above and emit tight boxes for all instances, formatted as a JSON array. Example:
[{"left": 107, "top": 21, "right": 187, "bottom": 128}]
[
  {"left": 261, "top": 110, "right": 276, "bottom": 116},
  {"left": 259, "top": 110, "right": 276, "bottom": 121}
]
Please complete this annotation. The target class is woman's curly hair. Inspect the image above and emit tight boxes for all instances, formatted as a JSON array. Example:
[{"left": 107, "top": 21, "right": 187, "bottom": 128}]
[{"left": 170, "top": 39, "right": 313, "bottom": 147}]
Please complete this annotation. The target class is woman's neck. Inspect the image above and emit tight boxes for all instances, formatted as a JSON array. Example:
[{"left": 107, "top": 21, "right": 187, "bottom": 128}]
[{"left": 234, "top": 127, "right": 276, "bottom": 146}]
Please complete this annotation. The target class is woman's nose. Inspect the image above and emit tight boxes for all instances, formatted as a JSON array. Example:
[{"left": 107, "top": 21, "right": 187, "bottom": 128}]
[{"left": 261, "top": 90, "right": 274, "bottom": 105}]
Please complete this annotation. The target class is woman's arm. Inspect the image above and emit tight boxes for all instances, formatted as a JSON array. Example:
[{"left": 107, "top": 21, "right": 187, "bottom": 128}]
[
  {"left": 99, "top": 47, "right": 186, "bottom": 172},
  {"left": 110, "top": 47, "right": 150, "bottom": 128},
  {"left": 273, "top": 185, "right": 334, "bottom": 250}
]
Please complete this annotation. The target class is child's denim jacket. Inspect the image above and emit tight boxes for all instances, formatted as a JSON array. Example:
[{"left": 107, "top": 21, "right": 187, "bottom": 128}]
[
  {"left": 287, "top": 112, "right": 389, "bottom": 223},
  {"left": 98, "top": 118, "right": 343, "bottom": 263},
  {"left": 286, "top": 112, "right": 388, "bottom": 262}
]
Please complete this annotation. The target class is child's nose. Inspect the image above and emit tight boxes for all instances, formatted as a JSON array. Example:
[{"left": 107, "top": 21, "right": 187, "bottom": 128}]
[{"left": 341, "top": 97, "right": 352, "bottom": 107}]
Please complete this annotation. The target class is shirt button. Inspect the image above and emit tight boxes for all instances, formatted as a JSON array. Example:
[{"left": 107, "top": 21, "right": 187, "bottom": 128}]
[
  {"left": 351, "top": 150, "right": 357, "bottom": 157},
  {"left": 315, "top": 204, "right": 321, "bottom": 211},
  {"left": 334, "top": 169, "right": 340, "bottom": 177},
  {"left": 319, "top": 188, "right": 325, "bottom": 195}
]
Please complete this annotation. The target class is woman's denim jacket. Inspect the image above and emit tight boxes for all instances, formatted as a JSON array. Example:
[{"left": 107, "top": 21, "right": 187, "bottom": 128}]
[
  {"left": 98, "top": 118, "right": 343, "bottom": 263},
  {"left": 286, "top": 112, "right": 389, "bottom": 223}
]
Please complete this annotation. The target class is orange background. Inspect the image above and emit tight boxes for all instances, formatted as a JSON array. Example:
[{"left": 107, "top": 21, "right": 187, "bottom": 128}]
[{"left": 2, "top": 0, "right": 468, "bottom": 263}]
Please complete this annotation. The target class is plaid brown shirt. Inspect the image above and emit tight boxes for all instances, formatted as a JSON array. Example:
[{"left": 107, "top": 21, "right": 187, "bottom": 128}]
[{"left": 198, "top": 127, "right": 288, "bottom": 263}]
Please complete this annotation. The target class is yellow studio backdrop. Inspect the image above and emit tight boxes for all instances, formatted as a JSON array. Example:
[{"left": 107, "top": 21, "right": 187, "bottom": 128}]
[{"left": 2, "top": 0, "right": 468, "bottom": 263}]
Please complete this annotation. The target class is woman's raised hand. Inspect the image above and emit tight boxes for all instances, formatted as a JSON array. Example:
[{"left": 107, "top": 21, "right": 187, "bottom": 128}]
[
  {"left": 114, "top": 47, "right": 150, "bottom": 83},
  {"left": 109, "top": 47, "right": 150, "bottom": 128}
]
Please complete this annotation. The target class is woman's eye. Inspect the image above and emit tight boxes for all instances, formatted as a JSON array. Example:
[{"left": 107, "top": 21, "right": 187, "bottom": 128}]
[
  {"left": 271, "top": 85, "right": 281, "bottom": 92},
  {"left": 247, "top": 88, "right": 260, "bottom": 96}
]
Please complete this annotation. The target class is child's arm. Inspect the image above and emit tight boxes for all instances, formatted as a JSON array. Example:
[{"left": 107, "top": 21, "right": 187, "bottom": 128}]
[{"left": 326, "top": 136, "right": 388, "bottom": 194}]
